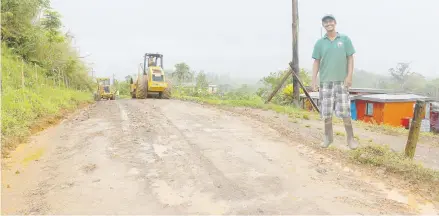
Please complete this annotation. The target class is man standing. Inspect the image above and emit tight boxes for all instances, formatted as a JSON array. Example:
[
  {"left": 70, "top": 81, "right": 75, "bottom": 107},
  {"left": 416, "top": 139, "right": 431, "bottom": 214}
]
[{"left": 311, "top": 14, "right": 358, "bottom": 149}]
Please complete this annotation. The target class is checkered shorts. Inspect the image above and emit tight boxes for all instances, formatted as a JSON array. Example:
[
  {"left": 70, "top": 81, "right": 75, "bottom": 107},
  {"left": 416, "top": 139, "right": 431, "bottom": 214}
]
[{"left": 319, "top": 81, "right": 351, "bottom": 119}]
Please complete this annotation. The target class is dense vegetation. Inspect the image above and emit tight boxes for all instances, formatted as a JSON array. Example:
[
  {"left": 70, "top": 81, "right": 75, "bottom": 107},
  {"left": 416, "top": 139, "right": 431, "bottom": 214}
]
[
  {"left": 353, "top": 63, "right": 439, "bottom": 97},
  {"left": 116, "top": 60, "right": 439, "bottom": 105},
  {"left": 1, "top": 0, "right": 94, "bottom": 156}
]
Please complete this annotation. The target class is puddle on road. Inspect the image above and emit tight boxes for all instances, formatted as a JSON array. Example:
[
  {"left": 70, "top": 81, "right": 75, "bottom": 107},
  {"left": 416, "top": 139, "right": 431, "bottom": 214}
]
[
  {"left": 22, "top": 148, "right": 45, "bottom": 166},
  {"left": 371, "top": 181, "right": 438, "bottom": 214}
]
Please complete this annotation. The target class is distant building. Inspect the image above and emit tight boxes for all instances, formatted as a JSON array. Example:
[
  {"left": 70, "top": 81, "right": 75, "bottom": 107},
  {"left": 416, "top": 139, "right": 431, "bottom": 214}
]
[{"left": 208, "top": 84, "right": 217, "bottom": 94}]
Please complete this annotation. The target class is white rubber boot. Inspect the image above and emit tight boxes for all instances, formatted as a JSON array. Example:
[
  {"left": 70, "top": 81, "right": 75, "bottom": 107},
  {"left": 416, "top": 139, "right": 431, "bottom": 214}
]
[
  {"left": 343, "top": 117, "right": 358, "bottom": 150},
  {"left": 320, "top": 117, "right": 333, "bottom": 148}
]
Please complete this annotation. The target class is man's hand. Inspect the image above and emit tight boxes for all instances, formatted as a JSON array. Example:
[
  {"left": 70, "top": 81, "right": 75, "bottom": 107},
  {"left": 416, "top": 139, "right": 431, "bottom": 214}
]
[{"left": 344, "top": 76, "right": 352, "bottom": 89}]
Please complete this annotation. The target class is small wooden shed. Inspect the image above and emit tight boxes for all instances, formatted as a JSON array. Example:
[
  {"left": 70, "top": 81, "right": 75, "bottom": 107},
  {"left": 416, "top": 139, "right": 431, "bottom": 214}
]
[
  {"left": 348, "top": 88, "right": 392, "bottom": 121},
  {"left": 353, "top": 94, "right": 429, "bottom": 127},
  {"left": 300, "top": 92, "right": 320, "bottom": 112}
]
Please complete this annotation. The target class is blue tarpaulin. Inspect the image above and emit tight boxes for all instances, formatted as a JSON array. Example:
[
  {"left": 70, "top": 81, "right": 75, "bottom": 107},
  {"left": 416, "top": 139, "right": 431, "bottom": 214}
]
[{"left": 350, "top": 101, "right": 357, "bottom": 120}]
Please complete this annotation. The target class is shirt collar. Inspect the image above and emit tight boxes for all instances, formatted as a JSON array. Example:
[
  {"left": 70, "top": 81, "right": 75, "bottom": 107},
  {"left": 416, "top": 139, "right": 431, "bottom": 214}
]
[{"left": 324, "top": 32, "right": 340, "bottom": 39}]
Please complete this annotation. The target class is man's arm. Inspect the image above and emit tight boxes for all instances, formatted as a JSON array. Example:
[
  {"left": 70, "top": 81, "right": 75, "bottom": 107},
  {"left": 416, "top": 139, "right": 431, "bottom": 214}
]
[
  {"left": 311, "top": 41, "right": 321, "bottom": 91},
  {"left": 345, "top": 36, "right": 356, "bottom": 87},
  {"left": 347, "top": 55, "right": 354, "bottom": 80},
  {"left": 312, "top": 59, "right": 320, "bottom": 85}
]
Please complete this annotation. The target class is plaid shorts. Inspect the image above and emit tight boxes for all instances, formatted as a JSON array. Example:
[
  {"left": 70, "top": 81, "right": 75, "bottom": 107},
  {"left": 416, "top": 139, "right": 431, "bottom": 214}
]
[{"left": 319, "top": 81, "right": 351, "bottom": 119}]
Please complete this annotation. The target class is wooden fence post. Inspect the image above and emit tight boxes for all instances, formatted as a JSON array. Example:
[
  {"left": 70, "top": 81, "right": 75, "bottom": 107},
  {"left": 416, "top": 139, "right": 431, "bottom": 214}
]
[{"left": 405, "top": 100, "right": 426, "bottom": 159}]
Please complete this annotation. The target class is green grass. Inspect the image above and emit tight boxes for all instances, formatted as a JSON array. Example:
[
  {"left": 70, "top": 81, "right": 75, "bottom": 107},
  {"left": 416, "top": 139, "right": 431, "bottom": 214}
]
[
  {"left": 118, "top": 94, "right": 131, "bottom": 99},
  {"left": 335, "top": 131, "right": 345, "bottom": 136},
  {"left": 174, "top": 93, "right": 317, "bottom": 120},
  {"left": 354, "top": 118, "right": 439, "bottom": 139},
  {"left": 1, "top": 46, "right": 93, "bottom": 156},
  {"left": 349, "top": 144, "right": 439, "bottom": 197},
  {"left": 354, "top": 120, "right": 407, "bottom": 135}
]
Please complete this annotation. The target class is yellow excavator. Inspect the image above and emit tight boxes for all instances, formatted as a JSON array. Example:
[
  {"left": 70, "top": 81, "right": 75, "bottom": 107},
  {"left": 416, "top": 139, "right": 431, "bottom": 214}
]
[
  {"left": 130, "top": 53, "right": 168, "bottom": 99},
  {"left": 94, "top": 77, "right": 116, "bottom": 101}
]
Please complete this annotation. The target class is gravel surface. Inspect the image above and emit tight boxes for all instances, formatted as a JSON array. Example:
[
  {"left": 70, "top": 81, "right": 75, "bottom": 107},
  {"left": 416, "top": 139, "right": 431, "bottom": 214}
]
[{"left": 2, "top": 99, "right": 437, "bottom": 214}]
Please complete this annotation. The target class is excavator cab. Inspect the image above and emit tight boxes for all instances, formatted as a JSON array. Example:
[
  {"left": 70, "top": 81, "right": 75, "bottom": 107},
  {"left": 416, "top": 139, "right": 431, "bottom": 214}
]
[
  {"left": 131, "top": 53, "right": 167, "bottom": 99},
  {"left": 95, "top": 77, "right": 115, "bottom": 100},
  {"left": 144, "top": 53, "right": 163, "bottom": 73}
]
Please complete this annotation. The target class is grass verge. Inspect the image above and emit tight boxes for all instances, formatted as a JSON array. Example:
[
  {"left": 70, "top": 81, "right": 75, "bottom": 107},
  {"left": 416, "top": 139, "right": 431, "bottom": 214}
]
[
  {"left": 175, "top": 95, "right": 317, "bottom": 120},
  {"left": 350, "top": 144, "right": 439, "bottom": 182},
  {"left": 349, "top": 144, "right": 439, "bottom": 200},
  {"left": 1, "top": 47, "right": 94, "bottom": 157}
]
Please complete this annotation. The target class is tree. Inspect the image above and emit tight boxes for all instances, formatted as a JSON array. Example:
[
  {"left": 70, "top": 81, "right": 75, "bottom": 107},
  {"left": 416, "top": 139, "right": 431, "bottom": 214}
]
[
  {"left": 124, "top": 75, "right": 132, "bottom": 82},
  {"left": 283, "top": 69, "right": 311, "bottom": 103},
  {"left": 1, "top": 0, "right": 93, "bottom": 90},
  {"left": 389, "top": 62, "right": 414, "bottom": 90},
  {"left": 1, "top": 0, "right": 49, "bottom": 45},
  {"left": 256, "top": 68, "right": 311, "bottom": 104},
  {"left": 172, "top": 62, "right": 192, "bottom": 84},
  {"left": 41, "top": 9, "right": 64, "bottom": 42},
  {"left": 404, "top": 72, "right": 427, "bottom": 93},
  {"left": 195, "top": 70, "right": 208, "bottom": 90}
]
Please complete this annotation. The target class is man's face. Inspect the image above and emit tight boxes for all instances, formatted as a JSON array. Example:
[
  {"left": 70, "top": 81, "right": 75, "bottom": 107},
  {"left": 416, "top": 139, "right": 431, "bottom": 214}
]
[{"left": 322, "top": 18, "right": 336, "bottom": 31}]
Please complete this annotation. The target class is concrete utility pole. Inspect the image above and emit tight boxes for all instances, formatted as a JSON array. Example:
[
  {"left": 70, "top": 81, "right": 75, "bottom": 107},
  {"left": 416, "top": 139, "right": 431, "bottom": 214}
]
[{"left": 292, "top": 0, "right": 300, "bottom": 106}]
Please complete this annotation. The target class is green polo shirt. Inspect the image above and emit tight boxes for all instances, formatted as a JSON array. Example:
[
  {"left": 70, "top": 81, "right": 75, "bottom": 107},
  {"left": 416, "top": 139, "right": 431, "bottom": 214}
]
[{"left": 312, "top": 33, "right": 355, "bottom": 83}]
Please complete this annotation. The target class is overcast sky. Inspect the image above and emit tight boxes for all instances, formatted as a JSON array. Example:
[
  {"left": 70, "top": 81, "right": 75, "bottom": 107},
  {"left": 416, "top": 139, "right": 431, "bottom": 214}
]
[{"left": 51, "top": 0, "right": 439, "bottom": 81}]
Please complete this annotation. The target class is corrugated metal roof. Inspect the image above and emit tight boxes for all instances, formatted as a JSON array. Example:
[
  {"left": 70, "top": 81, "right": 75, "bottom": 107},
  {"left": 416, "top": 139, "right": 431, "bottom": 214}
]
[
  {"left": 355, "top": 94, "right": 429, "bottom": 103},
  {"left": 348, "top": 88, "right": 393, "bottom": 94},
  {"left": 300, "top": 92, "right": 361, "bottom": 101},
  {"left": 300, "top": 92, "right": 319, "bottom": 99}
]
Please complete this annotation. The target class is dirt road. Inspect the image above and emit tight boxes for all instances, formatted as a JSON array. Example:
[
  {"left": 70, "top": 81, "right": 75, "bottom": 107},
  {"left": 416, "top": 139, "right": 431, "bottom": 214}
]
[{"left": 2, "top": 99, "right": 438, "bottom": 214}]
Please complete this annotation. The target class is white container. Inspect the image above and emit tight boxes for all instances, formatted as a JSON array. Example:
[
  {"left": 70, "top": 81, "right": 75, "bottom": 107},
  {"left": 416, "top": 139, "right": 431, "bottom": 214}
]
[
  {"left": 408, "top": 119, "right": 431, "bottom": 132},
  {"left": 421, "top": 119, "right": 431, "bottom": 132}
]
